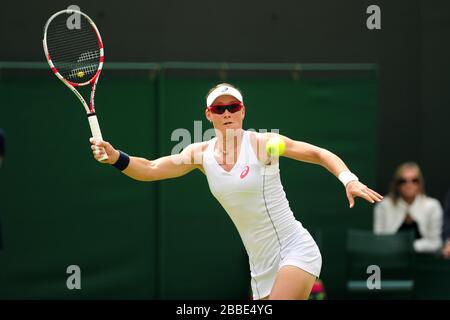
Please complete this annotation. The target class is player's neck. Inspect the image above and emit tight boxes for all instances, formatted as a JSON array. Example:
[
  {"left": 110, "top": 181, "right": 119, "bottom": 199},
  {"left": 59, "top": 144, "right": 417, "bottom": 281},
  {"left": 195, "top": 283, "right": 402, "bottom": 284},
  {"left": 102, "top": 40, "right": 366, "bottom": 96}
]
[{"left": 216, "top": 129, "right": 244, "bottom": 154}]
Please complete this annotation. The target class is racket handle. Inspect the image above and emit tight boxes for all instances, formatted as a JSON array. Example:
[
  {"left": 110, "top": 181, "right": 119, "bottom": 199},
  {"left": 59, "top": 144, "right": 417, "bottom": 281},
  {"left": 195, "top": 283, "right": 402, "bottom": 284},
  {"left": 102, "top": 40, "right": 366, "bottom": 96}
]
[{"left": 88, "top": 114, "right": 109, "bottom": 161}]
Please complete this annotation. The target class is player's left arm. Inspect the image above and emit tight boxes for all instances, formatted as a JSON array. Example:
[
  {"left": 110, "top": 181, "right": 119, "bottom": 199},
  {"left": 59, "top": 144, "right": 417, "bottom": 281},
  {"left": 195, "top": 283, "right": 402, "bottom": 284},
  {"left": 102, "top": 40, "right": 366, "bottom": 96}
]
[{"left": 261, "top": 132, "right": 383, "bottom": 208}]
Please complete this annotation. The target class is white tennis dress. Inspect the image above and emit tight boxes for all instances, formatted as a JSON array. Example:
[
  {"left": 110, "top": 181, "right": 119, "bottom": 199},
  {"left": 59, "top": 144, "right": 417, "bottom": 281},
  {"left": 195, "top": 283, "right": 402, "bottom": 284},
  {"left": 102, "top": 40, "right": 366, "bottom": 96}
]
[{"left": 202, "top": 130, "right": 322, "bottom": 299}]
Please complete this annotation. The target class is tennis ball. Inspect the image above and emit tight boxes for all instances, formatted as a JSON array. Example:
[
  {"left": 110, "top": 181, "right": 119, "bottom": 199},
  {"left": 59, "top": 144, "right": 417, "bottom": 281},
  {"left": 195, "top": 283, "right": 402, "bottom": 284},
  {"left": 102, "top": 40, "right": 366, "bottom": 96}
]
[
  {"left": 77, "top": 71, "right": 85, "bottom": 78},
  {"left": 266, "top": 137, "right": 286, "bottom": 157}
]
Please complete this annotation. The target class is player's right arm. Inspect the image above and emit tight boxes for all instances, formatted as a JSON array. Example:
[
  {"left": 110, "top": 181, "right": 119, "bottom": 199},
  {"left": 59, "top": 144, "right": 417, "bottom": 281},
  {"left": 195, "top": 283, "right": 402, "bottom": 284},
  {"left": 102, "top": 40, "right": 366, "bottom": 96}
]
[{"left": 90, "top": 138, "right": 204, "bottom": 181}]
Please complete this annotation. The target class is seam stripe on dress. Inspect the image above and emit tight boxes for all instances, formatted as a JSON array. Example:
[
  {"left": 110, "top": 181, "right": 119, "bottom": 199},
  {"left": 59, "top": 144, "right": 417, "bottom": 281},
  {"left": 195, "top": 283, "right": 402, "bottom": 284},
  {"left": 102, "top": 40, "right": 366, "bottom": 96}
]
[
  {"left": 262, "top": 165, "right": 283, "bottom": 260},
  {"left": 249, "top": 259, "right": 261, "bottom": 300}
]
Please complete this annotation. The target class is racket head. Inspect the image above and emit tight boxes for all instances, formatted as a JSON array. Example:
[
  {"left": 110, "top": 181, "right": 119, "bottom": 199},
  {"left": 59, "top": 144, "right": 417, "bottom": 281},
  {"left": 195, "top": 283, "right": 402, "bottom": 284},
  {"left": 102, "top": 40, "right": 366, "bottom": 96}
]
[{"left": 43, "top": 9, "right": 104, "bottom": 87}]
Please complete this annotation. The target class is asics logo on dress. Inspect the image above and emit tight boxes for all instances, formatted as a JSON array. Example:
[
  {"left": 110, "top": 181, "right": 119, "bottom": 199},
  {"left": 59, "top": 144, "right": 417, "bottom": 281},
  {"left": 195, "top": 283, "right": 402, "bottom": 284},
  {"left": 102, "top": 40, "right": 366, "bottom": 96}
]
[{"left": 240, "top": 165, "right": 250, "bottom": 179}]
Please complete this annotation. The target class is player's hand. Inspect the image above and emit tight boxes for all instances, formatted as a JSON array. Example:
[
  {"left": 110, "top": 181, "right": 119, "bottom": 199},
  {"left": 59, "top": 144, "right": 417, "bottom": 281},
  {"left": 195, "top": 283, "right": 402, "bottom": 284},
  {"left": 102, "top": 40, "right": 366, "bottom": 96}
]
[
  {"left": 89, "top": 137, "right": 120, "bottom": 164},
  {"left": 346, "top": 180, "right": 383, "bottom": 208}
]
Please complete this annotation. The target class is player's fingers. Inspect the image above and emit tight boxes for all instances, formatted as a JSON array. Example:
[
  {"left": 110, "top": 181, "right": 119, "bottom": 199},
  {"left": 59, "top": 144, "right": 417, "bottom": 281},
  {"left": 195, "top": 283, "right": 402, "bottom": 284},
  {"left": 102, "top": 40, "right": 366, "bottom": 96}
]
[
  {"left": 367, "top": 192, "right": 380, "bottom": 203},
  {"left": 366, "top": 189, "right": 383, "bottom": 202},
  {"left": 94, "top": 151, "right": 107, "bottom": 162},
  {"left": 95, "top": 140, "right": 110, "bottom": 149},
  {"left": 358, "top": 191, "right": 374, "bottom": 204},
  {"left": 368, "top": 188, "right": 383, "bottom": 200},
  {"left": 360, "top": 187, "right": 382, "bottom": 201},
  {"left": 94, "top": 147, "right": 106, "bottom": 154},
  {"left": 347, "top": 193, "right": 355, "bottom": 208},
  {"left": 99, "top": 154, "right": 109, "bottom": 162},
  {"left": 99, "top": 147, "right": 108, "bottom": 157}
]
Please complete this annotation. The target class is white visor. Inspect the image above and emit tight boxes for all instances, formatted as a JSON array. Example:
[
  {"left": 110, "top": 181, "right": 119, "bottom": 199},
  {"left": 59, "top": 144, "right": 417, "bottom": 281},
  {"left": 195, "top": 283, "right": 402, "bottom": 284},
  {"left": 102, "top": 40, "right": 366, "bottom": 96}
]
[{"left": 206, "top": 86, "right": 243, "bottom": 107}]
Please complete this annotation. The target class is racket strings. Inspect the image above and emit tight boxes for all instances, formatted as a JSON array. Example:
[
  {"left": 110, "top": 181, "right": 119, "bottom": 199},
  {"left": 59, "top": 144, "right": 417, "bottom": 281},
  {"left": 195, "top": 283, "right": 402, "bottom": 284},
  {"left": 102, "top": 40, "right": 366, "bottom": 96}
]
[
  {"left": 67, "top": 63, "right": 98, "bottom": 81},
  {"left": 46, "top": 14, "right": 101, "bottom": 83}
]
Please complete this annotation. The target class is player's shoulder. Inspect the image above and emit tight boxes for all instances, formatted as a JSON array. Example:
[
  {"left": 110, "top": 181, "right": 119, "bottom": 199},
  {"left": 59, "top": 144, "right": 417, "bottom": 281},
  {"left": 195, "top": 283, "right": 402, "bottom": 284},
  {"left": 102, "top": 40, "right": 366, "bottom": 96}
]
[
  {"left": 184, "top": 140, "right": 209, "bottom": 154},
  {"left": 248, "top": 130, "right": 278, "bottom": 144},
  {"left": 247, "top": 131, "right": 275, "bottom": 163}
]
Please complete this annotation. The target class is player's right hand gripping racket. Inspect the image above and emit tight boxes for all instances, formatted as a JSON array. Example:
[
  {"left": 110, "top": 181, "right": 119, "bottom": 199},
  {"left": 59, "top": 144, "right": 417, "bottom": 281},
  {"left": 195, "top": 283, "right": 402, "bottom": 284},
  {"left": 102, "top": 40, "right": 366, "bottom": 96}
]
[{"left": 43, "top": 9, "right": 108, "bottom": 161}]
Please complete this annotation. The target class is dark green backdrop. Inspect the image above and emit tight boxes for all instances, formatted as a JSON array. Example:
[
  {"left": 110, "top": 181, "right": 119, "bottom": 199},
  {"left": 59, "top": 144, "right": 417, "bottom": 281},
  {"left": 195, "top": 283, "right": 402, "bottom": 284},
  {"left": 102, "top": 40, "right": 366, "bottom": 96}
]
[{"left": 0, "top": 63, "right": 377, "bottom": 299}]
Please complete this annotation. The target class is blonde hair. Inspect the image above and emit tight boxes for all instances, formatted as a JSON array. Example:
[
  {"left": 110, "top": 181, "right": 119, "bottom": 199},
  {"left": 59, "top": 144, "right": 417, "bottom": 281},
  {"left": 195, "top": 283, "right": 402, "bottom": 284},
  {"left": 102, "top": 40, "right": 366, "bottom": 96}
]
[{"left": 389, "top": 162, "right": 426, "bottom": 205}]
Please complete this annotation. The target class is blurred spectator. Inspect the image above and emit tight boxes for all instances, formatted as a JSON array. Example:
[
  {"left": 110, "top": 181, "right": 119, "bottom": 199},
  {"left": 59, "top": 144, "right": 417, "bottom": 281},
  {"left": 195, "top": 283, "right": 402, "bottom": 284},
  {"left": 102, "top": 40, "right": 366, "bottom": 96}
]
[
  {"left": 374, "top": 162, "right": 443, "bottom": 253},
  {"left": 442, "top": 191, "right": 450, "bottom": 259}
]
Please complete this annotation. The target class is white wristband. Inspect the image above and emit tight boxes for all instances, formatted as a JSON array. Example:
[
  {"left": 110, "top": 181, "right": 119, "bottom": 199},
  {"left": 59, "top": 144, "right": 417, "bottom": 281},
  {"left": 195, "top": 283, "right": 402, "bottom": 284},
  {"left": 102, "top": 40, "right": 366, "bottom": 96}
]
[{"left": 338, "top": 170, "right": 359, "bottom": 187}]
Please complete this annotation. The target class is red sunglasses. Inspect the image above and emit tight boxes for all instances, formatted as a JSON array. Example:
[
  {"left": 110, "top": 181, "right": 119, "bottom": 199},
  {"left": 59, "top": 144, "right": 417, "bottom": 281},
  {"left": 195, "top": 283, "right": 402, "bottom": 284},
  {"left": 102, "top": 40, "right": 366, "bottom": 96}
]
[{"left": 208, "top": 102, "right": 243, "bottom": 114}]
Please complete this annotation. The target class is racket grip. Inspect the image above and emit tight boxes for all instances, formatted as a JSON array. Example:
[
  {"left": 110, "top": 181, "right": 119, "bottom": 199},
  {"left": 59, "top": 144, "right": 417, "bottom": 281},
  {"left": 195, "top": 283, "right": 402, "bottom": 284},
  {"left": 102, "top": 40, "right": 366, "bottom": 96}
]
[{"left": 88, "top": 114, "right": 109, "bottom": 161}]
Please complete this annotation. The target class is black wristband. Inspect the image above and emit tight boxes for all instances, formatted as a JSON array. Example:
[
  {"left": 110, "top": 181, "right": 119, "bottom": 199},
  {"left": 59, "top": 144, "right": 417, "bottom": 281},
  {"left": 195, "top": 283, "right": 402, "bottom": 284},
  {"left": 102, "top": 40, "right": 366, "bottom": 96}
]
[{"left": 112, "top": 150, "right": 130, "bottom": 171}]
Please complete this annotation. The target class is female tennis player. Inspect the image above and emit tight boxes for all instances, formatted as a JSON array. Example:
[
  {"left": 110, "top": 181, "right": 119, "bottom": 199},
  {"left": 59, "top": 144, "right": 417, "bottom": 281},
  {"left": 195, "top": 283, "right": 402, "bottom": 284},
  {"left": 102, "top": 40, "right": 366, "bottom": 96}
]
[{"left": 89, "top": 83, "right": 383, "bottom": 300}]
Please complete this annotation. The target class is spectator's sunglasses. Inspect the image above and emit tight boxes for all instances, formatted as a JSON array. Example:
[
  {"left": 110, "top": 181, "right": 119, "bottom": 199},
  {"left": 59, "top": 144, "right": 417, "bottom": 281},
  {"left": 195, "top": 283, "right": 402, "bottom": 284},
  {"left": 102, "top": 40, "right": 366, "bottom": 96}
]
[
  {"left": 397, "top": 177, "right": 419, "bottom": 185},
  {"left": 208, "top": 102, "right": 243, "bottom": 115}
]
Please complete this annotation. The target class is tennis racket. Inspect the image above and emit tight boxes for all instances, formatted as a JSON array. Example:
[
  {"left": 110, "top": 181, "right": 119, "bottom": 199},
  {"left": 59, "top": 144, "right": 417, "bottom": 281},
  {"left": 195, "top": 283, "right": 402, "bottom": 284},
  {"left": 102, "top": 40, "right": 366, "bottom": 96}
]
[{"left": 43, "top": 9, "right": 108, "bottom": 161}]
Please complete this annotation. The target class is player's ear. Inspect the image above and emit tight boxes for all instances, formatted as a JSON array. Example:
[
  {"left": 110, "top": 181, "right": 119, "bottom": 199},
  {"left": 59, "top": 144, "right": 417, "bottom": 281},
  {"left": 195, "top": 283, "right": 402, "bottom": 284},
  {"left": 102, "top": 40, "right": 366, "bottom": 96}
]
[
  {"left": 205, "top": 108, "right": 211, "bottom": 122},
  {"left": 205, "top": 108, "right": 212, "bottom": 123},
  {"left": 241, "top": 105, "right": 245, "bottom": 120}
]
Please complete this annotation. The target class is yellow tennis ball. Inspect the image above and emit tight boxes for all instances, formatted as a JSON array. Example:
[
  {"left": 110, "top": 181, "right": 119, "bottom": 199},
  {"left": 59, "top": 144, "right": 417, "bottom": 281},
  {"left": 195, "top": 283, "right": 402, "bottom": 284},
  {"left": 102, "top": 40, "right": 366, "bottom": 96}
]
[
  {"left": 266, "top": 137, "right": 286, "bottom": 157},
  {"left": 77, "top": 71, "right": 85, "bottom": 78}
]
